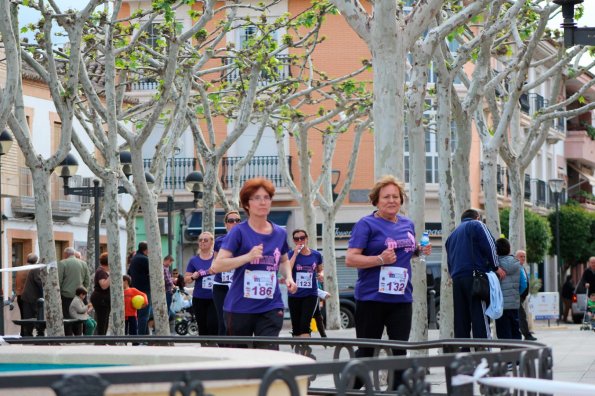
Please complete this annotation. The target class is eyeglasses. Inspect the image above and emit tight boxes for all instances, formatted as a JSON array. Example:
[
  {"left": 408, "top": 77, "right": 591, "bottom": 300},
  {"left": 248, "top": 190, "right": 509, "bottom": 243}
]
[
  {"left": 293, "top": 236, "right": 307, "bottom": 242},
  {"left": 249, "top": 195, "right": 272, "bottom": 202},
  {"left": 198, "top": 238, "right": 212, "bottom": 242},
  {"left": 226, "top": 218, "right": 241, "bottom": 224}
]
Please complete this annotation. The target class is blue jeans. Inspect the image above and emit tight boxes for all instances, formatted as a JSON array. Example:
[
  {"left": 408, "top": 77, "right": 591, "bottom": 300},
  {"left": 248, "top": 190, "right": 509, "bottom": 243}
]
[
  {"left": 137, "top": 296, "right": 151, "bottom": 335},
  {"left": 166, "top": 291, "right": 173, "bottom": 319}
]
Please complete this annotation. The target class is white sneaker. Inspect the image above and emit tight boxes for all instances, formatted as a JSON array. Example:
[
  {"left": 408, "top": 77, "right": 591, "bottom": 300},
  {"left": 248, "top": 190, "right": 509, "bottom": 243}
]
[{"left": 317, "top": 289, "right": 330, "bottom": 300}]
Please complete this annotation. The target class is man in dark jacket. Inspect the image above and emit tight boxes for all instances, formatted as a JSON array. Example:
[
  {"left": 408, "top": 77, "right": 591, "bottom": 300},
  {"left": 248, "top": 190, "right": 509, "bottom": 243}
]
[
  {"left": 128, "top": 241, "right": 151, "bottom": 335},
  {"left": 446, "top": 209, "right": 505, "bottom": 339},
  {"left": 21, "top": 253, "right": 43, "bottom": 336},
  {"left": 579, "top": 257, "right": 595, "bottom": 297}
]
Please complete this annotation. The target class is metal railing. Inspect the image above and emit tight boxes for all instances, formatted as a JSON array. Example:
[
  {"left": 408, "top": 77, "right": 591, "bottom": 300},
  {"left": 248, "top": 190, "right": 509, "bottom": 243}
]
[
  {"left": 129, "top": 78, "right": 158, "bottom": 91},
  {"left": 143, "top": 157, "right": 198, "bottom": 191},
  {"left": 220, "top": 155, "right": 292, "bottom": 189},
  {"left": 221, "top": 54, "right": 292, "bottom": 85},
  {"left": 0, "top": 336, "right": 552, "bottom": 396}
]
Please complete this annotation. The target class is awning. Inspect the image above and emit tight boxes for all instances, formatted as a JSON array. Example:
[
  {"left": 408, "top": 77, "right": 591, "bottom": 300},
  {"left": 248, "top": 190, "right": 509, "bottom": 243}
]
[
  {"left": 568, "top": 163, "right": 595, "bottom": 187},
  {"left": 184, "top": 212, "right": 228, "bottom": 239},
  {"left": 184, "top": 210, "right": 292, "bottom": 239}
]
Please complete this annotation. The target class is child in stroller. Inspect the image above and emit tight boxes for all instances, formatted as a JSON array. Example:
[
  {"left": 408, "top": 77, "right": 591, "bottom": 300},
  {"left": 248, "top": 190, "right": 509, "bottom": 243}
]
[{"left": 581, "top": 292, "right": 595, "bottom": 331}]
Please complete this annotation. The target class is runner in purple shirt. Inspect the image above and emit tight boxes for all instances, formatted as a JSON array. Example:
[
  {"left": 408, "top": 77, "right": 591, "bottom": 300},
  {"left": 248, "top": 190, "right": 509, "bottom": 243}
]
[
  {"left": 212, "top": 178, "right": 297, "bottom": 344},
  {"left": 346, "top": 175, "right": 431, "bottom": 389},
  {"left": 211, "top": 210, "right": 242, "bottom": 336},
  {"left": 287, "top": 229, "right": 323, "bottom": 337},
  {"left": 184, "top": 231, "right": 217, "bottom": 336}
]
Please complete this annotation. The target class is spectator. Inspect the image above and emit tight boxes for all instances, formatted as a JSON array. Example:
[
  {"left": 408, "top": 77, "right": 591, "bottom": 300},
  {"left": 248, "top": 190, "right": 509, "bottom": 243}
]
[
  {"left": 212, "top": 178, "right": 297, "bottom": 346},
  {"left": 212, "top": 210, "right": 241, "bottom": 335},
  {"left": 172, "top": 268, "right": 185, "bottom": 289},
  {"left": 163, "top": 255, "right": 175, "bottom": 316},
  {"left": 128, "top": 242, "right": 151, "bottom": 335},
  {"left": 345, "top": 175, "right": 431, "bottom": 389},
  {"left": 15, "top": 254, "right": 37, "bottom": 335},
  {"left": 20, "top": 253, "right": 42, "bottom": 336},
  {"left": 185, "top": 232, "right": 218, "bottom": 336},
  {"left": 494, "top": 238, "right": 522, "bottom": 340},
  {"left": 578, "top": 256, "right": 595, "bottom": 297},
  {"left": 516, "top": 250, "right": 536, "bottom": 340},
  {"left": 445, "top": 209, "right": 504, "bottom": 340},
  {"left": 58, "top": 247, "right": 90, "bottom": 336},
  {"left": 90, "top": 252, "right": 111, "bottom": 335},
  {"left": 561, "top": 275, "right": 574, "bottom": 323},
  {"left": 123, "top": 274, "right": 148, "bottom": 336},
  {"left": 69, "top": 287, "right": 96, "bottom": 336}
]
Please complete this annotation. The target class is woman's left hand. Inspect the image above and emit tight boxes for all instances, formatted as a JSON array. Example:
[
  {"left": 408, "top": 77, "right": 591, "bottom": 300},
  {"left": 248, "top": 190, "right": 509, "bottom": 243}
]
[
  {"left": 286, "top": 278, "right": 297, "bottom": 294},
  {"left": 419, "top": 243, "right": 432, "bottom": 256}
]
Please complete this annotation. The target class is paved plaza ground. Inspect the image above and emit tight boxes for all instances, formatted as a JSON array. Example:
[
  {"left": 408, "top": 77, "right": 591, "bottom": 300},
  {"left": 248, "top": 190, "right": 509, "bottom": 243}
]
[{"left": 3, "top": 307, "right": 595, "bottom": 394}]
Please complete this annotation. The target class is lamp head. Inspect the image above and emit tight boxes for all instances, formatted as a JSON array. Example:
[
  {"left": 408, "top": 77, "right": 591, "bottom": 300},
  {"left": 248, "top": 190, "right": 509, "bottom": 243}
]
[
  {"left": 548, "top": 178, "right": 564, "bottom": 194},
  {"left": 56, "top": 153, "right": 79, "bottom": 179},
  {"left": 0, "top": 130, "right": 14, "bottom": 156},
  {"left": 119, "top": 151, "right": 132, "bottom": 178}
]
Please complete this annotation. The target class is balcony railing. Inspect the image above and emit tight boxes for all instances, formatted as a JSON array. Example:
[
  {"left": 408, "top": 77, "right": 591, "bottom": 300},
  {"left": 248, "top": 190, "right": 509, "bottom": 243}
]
[
  {"left": 520, "top": 93, "right": 548, "bottom": 115},
  {"left": 221, "top": 55, "right": 291, "bottom": 86},
  {"left": 143, "top": 158, "right": 198, "bottom": 191},
  {"left": 220, "top": 156, "right": 292, "bottom": 189},
  {"left": 129, "top": 78, "right": 158, "bottom": 91}
]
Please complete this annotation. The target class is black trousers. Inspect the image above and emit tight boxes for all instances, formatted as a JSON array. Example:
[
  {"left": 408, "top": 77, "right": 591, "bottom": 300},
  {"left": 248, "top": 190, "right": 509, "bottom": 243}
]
[
  {"left": 453, "top": 276, "right": 491, "bottom": 339},
  {"left": 519, "top": 300, "right": 531, "bottom": 337},
  {"left": 288, "top": 295, "right": 318, "bottom": 336},
  {"left": 212, "top": 284, "right": 229, "bottom": 335},
  {"left": 354, "top": 300, "right": 412, "bottom": 390},
  {"left": 223, "top": 309, "right": 284, "bottom": 350},
  {"left": 192, "top": 297, "right": 218, "bottom": 336}
]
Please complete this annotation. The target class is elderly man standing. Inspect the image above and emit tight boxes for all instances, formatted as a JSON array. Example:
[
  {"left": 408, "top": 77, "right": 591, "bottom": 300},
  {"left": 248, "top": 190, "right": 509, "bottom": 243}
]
[
  {"left": 58, "top": 247, "right": 90, "bottom": 335},
  {"left": 515, "top": 250, "right": 536, "bottom": 341},
  {"left": 446, "top": 209, "right": 505, "bottom": 340},
  {"left": 579, "top": 257, "right": 595, "bottom": 297}
]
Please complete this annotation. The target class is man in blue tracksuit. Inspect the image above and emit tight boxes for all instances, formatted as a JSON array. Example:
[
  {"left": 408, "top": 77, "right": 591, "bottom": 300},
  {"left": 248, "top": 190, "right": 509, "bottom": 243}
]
[{"left": 446, "top": 209, "right": 505, "bottom": 339}]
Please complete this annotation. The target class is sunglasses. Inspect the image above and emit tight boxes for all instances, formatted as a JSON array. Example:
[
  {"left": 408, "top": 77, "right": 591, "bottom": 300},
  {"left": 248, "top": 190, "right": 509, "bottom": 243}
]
[
  {"left": 198, "top": 238, "right": 212, "bottom": 242},
  {"left": 226, "top": 218, "right": 241, "bottom": 224},
  {"left": 293, "top": 236, "right": 307, "bottom": 242}
]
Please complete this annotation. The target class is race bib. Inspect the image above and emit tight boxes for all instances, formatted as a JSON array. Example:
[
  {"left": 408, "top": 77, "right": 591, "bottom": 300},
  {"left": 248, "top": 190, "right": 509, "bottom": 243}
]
[
  {"left": 244, "top": 270, "right": 275, "bottom": 299},
  {"left": 378, "top": 266, "right": 408, "bottom": 295},
  {"left": 202, "top": 275, "right": 214, "bottom": 290},
  {"left": 221, "top": 271, "right": 234, "bottom": 283},
  {"left": 296, "top": 272, "right": 313, "bottom": 289}
]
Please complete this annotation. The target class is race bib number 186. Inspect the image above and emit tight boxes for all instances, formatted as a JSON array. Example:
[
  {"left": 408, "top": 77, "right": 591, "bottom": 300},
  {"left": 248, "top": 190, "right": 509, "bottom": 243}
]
[{"left": 244, "top": 270, "right": 275, "bottom": 299}]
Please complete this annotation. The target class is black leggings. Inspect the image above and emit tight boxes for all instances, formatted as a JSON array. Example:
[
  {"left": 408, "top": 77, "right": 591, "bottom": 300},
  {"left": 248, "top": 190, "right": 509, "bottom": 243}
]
[
  {"left": 354, "top": 300, "right": 412, "bottom": 390},
  {"left": 212, "top": 284, "right": 229, "bottom": 335},
  {"left": 192, "top": 297, "right": 218, "bottom": 336},
  {"left": 224, "top": 309, "right": 284, "bottom": 349},
  {"left": 288, "top": 295, "right": 318, "bottom": 336}
]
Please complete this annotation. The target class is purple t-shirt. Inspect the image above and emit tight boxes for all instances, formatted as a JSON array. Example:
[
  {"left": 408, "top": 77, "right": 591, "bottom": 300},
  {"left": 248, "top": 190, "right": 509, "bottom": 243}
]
[
  {"left": 288, "top": 249, "right": 323, "bottom": 298},
  {"left": 186, "top": 254, "right": 215, "bottom": 299},
  {"left": 221, "top": 221, "right": 288, "bottom": 314},
  {"left": 213, "top": 234, "right": 233, "bottom": 285},
  {"left": 348, "top": 212, "right": 416, "bottom": 303}
]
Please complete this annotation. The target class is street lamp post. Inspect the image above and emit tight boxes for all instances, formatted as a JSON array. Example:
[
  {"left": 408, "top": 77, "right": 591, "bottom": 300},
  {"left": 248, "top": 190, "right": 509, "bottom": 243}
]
[
  {"left": 548, "top": 178, "right": 564, "bottom": 321},
  {"left": 553, "top": 0, "right": 595, "bottom": 47},
  {"left": 56, "top": 151, "right": 154, "bottom": 270},
  {"left": 158, "top": 171, "right": 203, "bottom": 258},
  {"left": 0, "top": 130, "right": 14, "bottom": 336}
]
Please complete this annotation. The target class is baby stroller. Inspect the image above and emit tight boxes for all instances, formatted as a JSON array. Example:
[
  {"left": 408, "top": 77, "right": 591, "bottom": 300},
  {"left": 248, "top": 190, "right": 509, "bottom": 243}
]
[
  {"left": 579, "top": 300, "right": 595, "bottom": 331},
  {"left": 172, "top": 289, "right": 198, "bottom": 336}
]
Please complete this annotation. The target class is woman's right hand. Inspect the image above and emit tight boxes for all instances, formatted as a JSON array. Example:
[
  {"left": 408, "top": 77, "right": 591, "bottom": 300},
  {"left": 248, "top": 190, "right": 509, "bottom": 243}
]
[
  {"left": 378, "top": 248, "right": 397, "bottom": 265},
  {"left": 247, "top": 244, "right": 264, "bottom": 263}
]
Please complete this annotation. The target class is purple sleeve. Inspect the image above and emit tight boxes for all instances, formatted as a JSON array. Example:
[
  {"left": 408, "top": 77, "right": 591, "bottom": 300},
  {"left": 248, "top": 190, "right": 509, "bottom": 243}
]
[
  {"left": 185, "top": 258, "right": 197, "bottom": 273},
  {"left": 348, "top": 219, "right": 371, "bottom": 249},
  {"left": 221, "top": 226, "right": 241, "bottom": 254}
]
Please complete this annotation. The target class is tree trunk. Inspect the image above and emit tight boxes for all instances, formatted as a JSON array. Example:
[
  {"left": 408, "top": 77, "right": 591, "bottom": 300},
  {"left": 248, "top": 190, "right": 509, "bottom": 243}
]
[
  {"left": 31, "top": 170, "right": 64, "bottom": 336},
  {"left": 321, "top": 199, "right": 341, "bottom": 330},
  {"left": 507, "top": 162, "right": 525, "bottom": 252},
  {"left": 370, "top": 7, "right": 405, "bottom": 179},
  {"left": 131, "top": 147, "right": 168, "bottom": 335},
  {"left": 125, "top": 201, "right": 139, "bottom": 269},
  {"left": 482, "top": 149, "right": 501, "bottom": 237},
  {"left": 201, "top": 156, "right": 217, "bottom": 235},
  {"left": 103, "top": 172, "right": 125, "bottom": 336},
  {"left": 86, "top": 200, "right": 103, "bottom": 291}
]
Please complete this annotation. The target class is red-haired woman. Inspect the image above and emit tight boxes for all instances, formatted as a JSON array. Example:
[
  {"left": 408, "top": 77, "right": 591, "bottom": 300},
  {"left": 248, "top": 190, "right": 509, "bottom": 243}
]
[{"left": 212, "top": 178, "right": 297, "bottom": 344}]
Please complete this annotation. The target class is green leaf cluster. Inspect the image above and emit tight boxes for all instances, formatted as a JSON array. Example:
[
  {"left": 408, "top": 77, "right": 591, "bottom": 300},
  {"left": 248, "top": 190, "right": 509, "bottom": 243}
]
[
  {"left": 500, "top": 208, "right": 552, "bottom": 264},
  {"left": 547, "top": 203, "right": 595, "bottom": 266}
]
